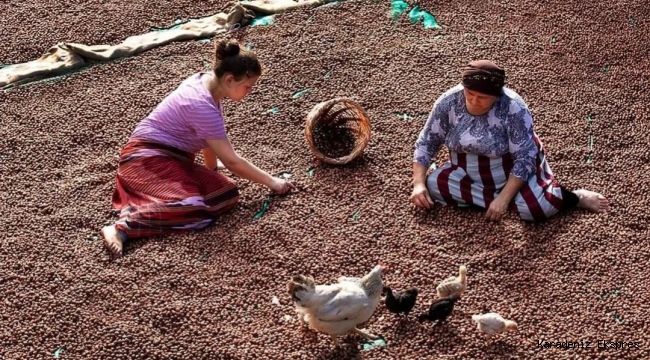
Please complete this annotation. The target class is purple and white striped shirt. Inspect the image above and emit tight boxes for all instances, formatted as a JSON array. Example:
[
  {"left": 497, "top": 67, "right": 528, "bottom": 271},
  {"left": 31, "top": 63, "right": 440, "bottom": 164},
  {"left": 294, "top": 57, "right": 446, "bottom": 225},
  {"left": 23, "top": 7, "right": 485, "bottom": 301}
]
[{"left": 130, "top": 72, "right": 227, "bottom": 154}]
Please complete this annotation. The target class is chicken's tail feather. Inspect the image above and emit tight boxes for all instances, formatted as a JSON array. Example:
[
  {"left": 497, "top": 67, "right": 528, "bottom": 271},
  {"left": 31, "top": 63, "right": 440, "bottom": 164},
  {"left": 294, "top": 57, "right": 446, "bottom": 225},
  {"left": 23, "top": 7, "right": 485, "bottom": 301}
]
[
  {"left": 459, "top": 265, "right": 467, "bottom": 275},
  {"left": 287, "top": 275, "right": 316, "bottom": 303},
  {"left": 459, "top": 265, "right": 468, "bottom": 283}
]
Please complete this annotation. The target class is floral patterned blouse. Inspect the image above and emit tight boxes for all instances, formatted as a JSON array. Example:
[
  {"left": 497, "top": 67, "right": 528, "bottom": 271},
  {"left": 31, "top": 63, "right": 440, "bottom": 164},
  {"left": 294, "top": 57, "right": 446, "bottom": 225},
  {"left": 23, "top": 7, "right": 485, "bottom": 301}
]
[{"left": 413, "top": 84, "right": 539, "bottom": 181}]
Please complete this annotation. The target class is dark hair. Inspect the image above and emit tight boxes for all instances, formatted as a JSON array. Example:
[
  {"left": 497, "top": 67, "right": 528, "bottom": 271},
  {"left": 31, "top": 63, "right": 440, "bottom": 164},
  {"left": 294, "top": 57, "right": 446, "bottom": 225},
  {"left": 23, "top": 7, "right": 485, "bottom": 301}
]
[
  {"left": 460, "top": 60, "right": 505, "bottom": 97},
  {"left": 213, "top": 38, "right": 262, "bottom": 81}
]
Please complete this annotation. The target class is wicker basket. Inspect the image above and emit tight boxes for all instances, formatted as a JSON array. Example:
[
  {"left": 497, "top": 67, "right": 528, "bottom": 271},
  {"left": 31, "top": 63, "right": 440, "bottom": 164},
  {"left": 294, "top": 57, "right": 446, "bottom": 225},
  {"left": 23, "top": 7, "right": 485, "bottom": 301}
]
[{"left": 305, "top": 98, "right": 371, "bottom": 165}]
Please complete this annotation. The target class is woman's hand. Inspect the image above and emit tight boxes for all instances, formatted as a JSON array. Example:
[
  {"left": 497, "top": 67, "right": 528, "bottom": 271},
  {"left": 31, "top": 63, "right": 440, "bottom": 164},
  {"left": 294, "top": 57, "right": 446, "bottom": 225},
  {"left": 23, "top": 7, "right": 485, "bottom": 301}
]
[
  {"left": 486, "top": 174, "right": 526, "bottom": 221},
  {"left": 486, "top": 195, "right": 509, "bottom": 221},
  {"left": 206, "top": 139, "right": 286, "bottom": 190},
  {"left": 410, "top": 183, "right": 434, "bottom": 209},
  {"left": 269, "top": 177, "right": 296, "bottom": 195}
]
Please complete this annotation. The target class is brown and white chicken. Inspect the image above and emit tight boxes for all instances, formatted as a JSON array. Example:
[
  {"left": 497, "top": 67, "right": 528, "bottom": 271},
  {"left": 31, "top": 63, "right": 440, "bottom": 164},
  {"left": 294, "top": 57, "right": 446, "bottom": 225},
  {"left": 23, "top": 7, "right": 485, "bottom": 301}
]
[
  {"left": 471, "top": 312, "right": 518, "bottom": 345},
  {"left": 436, "top": 265, "right": 467, "bottom": 299},
  {"left": 287, "top": 264, "right": 386, "bottom": 347}
]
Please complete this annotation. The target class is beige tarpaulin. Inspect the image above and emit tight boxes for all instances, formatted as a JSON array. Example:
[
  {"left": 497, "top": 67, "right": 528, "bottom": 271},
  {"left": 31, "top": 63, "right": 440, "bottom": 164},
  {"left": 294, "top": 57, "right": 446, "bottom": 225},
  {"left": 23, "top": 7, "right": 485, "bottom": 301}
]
[{"left": 0, "top": 0, "right": 330, "bottom": 90}]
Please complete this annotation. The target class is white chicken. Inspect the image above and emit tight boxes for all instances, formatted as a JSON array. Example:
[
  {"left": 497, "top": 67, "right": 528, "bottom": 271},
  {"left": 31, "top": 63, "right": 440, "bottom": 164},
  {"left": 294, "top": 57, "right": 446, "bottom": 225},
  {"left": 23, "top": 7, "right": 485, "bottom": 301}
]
[
  {"left": 286, "top": 264, "right": 386, "bottom": 347},
  {"left": 436, "top": 265, "right": 467, "bottom": 299},
  {"left": 471, "top": 312, "right": 518, "bottom": 345}
]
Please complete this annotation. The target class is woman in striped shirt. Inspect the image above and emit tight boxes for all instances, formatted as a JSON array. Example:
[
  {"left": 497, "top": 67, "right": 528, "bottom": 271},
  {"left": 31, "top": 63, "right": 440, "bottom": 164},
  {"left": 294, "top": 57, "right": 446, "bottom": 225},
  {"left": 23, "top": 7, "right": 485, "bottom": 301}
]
[
  {"left": 410, "top": 60, "right": 609, "bottom": 222},
  {"left": 101, "top": 38, "right": 295, "bottom": 257}
]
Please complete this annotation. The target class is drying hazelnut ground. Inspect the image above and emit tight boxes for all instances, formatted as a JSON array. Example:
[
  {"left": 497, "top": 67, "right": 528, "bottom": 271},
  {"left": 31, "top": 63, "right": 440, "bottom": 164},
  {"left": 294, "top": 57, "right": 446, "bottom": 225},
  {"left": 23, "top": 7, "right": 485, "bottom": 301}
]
[{"left": 1, "top": 0, "right": 649, "bottom": 359}]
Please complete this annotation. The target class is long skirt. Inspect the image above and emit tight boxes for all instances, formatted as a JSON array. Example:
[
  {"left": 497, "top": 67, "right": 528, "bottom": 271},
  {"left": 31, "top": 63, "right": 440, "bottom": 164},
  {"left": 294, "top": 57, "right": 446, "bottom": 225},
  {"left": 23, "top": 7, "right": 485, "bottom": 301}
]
[
  {"left": 426, "top": 139, "right": 565, "bottom": 222},
  {"left": 111, "top": 138, "right": 239, "bottom": 239}
]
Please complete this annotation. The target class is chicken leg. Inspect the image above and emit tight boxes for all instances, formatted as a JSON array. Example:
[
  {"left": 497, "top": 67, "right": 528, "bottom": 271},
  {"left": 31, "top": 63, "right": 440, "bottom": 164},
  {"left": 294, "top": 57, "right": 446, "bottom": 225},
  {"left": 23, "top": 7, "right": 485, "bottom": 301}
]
[
  {"left": 328, "top": 328, "right": 380, "bottom": 348},
  {"left": 296, "top": 312, "right": 307, "bottom": 325},
  {"left": 330, "top": 335, "right": 357, "bottom": 348},
  {"left": 485, "top": 334, "right": 492, "bottom": 346},
  {"left": 331, "top": 335, "right": 340, "bottom": 347},
  {"left": 352, "top": 327, "right": 380, "bottom": 341}
]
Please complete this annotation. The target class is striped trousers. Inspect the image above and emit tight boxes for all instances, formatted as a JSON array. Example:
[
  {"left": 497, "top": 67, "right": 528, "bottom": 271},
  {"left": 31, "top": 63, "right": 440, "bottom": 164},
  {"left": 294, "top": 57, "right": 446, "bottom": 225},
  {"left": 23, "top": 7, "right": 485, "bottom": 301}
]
[
  {"left": 426, "top": 151, "right": 565, "bottom": 222},
  {"left": 111, "top": 138, "right": 239, "bottom": 239}
]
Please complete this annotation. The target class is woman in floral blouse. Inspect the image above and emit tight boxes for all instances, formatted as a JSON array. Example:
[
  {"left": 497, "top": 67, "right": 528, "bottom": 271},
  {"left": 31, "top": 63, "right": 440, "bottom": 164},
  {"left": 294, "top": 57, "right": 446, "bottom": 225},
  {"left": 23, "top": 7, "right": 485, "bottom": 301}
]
[{"left": 410, "top": 60, "right": 609, "bottom": 222}]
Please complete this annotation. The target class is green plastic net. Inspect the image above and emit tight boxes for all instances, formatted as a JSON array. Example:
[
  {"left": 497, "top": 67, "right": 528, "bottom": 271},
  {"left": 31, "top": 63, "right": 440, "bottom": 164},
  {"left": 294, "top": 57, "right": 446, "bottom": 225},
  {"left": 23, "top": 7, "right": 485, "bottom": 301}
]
[{"left": 408, "top": 5, "right": 441, "bottom": 29}]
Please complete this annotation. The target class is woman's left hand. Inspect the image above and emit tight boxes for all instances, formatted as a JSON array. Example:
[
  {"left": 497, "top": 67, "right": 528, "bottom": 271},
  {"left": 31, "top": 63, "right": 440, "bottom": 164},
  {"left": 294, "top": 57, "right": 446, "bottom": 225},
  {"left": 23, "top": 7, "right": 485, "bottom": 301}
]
[{"left": 486, "top": 196, "right": 509, "bottom": 222}]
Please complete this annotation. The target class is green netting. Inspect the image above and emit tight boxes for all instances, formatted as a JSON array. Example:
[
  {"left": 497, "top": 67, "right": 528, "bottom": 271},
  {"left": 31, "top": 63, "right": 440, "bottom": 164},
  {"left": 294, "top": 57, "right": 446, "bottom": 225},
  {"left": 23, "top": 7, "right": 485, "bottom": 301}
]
[
  {"left": 629, "top": 16, "right": 637, "bottom": 27},
  {"left": 251, "top": 15, "right": 275, "bottom": 26},
  {"left": 291, "top": 88, "right": 310, "bottom": 99},
  {"left": 362, "top": 338, "right": 387, "bottom": 351},
  {"left": 391, "top": 0, "right": 409, "bottom": 19},
  {"left": 263, "top": 106, "right": 279, "bottom": 114},
  {"left": 253, "top": 196, "right": 272, "bottom": 219},
  {"left": 396, "top": 113, "right": 414, "bottom": 121},
  {"left": 408, "top": 5, "right": 441, "bottom": 29}
]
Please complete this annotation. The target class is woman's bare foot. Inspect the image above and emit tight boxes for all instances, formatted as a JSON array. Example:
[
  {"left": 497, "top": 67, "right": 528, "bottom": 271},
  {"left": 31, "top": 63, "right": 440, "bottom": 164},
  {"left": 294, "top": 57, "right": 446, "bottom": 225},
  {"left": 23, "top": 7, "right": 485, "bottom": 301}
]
[
  {"left": 101, "top": 225, "right": 125, "bottom": 258},
  {"left": 574, "top": 189, "right": 610, "bottom": 213}
]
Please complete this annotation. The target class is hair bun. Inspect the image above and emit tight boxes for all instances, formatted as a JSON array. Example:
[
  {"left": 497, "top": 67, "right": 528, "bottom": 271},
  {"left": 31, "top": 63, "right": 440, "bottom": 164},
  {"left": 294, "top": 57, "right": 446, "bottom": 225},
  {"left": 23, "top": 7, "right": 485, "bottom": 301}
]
[{"left": 215, "top": 38, "right": 240, "bottom": 60}]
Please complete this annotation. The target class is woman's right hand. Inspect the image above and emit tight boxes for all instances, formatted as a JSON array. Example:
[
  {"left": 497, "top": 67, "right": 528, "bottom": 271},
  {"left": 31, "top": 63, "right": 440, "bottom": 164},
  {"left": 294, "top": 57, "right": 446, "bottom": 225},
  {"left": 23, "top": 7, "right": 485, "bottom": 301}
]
[
  {"left": 410, "top": 183, "right": 434, "bottom": 209},
  {"left": 205, "top": 139, "right": 296, "bottom": 194},
  {"left": 269, "top": 177, "right": 296, "bottom": 195}
]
